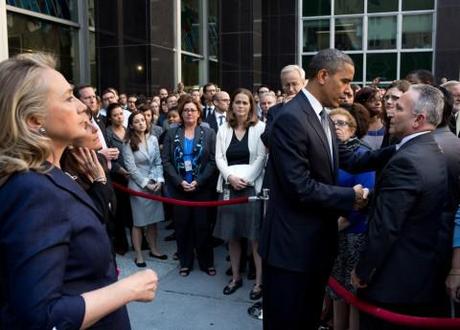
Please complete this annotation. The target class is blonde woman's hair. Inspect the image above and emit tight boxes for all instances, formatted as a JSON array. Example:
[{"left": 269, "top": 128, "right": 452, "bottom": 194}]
[{"left": 0, "top": 53, "right": 56, "bottom": 180}]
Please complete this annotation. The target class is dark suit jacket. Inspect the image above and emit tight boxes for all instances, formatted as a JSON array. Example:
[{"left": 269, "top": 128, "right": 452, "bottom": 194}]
[
  {"left": 204, "top": 112, "right": 218, "bottom": 133},
  {"left": 259, "top": 92, "right": 395, "bottom": 275},
  {"left": 0, "top": 165, "right": 129, "bottom": 329},
  {"left": 433, "top": 126, "right": 460, "bottom": 213},
  {"left": 260, "top": 102, "right": 284, "bottom": 148},
  {"left": 259, "top": 92, "right": 365, "bottom": 274},
  {"left": 161, "top": 125, "right": 217, "bottom": 198},
  {"left": 356, "top": 133, "right": 451, "bottom": 304},
  {"left": 105, "top": 125, "right": 127, "bottom": 175}
]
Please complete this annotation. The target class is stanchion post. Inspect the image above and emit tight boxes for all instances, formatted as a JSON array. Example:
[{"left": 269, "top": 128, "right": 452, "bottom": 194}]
[{"left": 262, "top": 188, "right": 270, "bottom": 218}]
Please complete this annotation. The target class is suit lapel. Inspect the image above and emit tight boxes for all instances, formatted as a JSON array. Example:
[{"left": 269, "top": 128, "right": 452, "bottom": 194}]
[
  {"left": 298, "top": 93, "right": 335, "bottom": 174},
  {"left": 45, "top": 166, "right": 104, "bottom": 221}
]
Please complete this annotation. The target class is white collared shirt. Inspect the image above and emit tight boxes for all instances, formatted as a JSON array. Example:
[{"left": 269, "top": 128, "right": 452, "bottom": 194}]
[
  {"left": 214, "top": 110, "right": 226, "bottom": 126},
  {"left": 395, "top": 131, "right": 431, "bottom": 150},
  {"left": 302, "top": 88, "right": 324, "bottom": 122}
]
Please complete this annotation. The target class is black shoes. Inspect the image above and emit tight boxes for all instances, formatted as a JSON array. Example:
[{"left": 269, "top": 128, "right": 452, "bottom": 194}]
[
  {"left": 249, "top": 284, "right": 263, "bottom": 300},
  {"left": 134, "top": 258, "right": 146, "bottom": 268},
  {"left": 223, "top": 278, "right": 243, "bottom": 295},
  {"left": 179, "top": 268, "right": 190, "bottom": 277},
  {"left": 248, "top": 301, "right": 263, "bottom": 320},
  {"left": 149, "top": 252, "right": 168, "bottom": 260}
]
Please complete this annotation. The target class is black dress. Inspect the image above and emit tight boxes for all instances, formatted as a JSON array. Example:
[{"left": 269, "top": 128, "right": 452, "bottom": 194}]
[{"left": 214, "top": 130, "right": 262, "bottom": 241}]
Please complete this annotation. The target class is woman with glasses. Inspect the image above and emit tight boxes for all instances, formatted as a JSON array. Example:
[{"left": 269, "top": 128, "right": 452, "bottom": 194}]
[
  {"left": 381, "top": 80, "right": 411, "bottom": 147},
  {"left": 327, "top": 104, "right": 375, "bottom": 330},
  {"left": 355, "top": 87, "right": 384, "bottom": 150},
  {"left": 161, "top": 95, "right": 217, "bottom": 277}
]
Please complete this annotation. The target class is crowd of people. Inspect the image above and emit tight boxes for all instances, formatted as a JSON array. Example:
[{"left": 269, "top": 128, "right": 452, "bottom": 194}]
[{"left": 1, "top": 48, "right": 460, "bottom": 330}]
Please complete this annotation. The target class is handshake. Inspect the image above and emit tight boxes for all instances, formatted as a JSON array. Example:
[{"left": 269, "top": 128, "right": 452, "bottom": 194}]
[{"left": 353, "top": 184, "right": 370, "bottom": 210}]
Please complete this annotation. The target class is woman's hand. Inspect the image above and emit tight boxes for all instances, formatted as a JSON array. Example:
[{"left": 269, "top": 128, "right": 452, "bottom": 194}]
[
  {"left": 180, "top": 180, "right": 196, "bottom": 192},
  {"left": 71, "top": 147, "right": 106, "bottom": 183},
  {"left": 123, "top": 269, "right": 158, "bottom": 302},
  {"left": 146, "top": 181, "right": 162, "bottom": 192},
  {"left": 227, "top": 175, "right": 247, "bottom": 190}
]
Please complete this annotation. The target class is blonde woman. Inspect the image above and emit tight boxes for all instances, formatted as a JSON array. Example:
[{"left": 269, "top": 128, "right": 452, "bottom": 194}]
[{"left": 0, "top": 53, "right": 157, "bottom": 329}]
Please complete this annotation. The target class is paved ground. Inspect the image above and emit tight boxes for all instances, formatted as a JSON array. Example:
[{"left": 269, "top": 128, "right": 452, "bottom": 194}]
[{"left": 116, "top": 222, "right": 262, "bottom": 330}]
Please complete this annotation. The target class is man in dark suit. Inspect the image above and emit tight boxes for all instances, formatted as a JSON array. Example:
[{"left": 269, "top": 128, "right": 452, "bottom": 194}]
[
  {"left": 260, "top": 64, "right": 307, "bottom": 148},
  {"left": 259, "top": 49, "right": 386, "bottom": 329},
  {"left": 205, "top": 91, "right": 229, "bottom": 133},
  {"left": 352, "top": 84, "right": 452, "bottom": 329}
]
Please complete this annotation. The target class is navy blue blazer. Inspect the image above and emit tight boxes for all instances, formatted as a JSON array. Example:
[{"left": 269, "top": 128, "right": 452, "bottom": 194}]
[{"left": 0, "top": 165, "right": 130, "bottom": 329}]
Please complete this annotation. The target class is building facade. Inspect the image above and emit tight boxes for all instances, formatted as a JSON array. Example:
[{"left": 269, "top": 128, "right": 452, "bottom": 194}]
[{"left": 0, "top": 0, "right": 459, "bottom": 95}]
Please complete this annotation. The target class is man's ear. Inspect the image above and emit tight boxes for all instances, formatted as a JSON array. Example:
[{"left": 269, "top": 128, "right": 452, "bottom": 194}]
[
  {"left": 413, "top": 113, "right": 426, "bottom": 129},
  {"left": 317, "top": 69, "right": 329, "bottom": 86}
]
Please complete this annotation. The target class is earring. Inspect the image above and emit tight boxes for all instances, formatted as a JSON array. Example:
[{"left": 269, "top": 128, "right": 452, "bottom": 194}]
[{"left": 38, "top": 127, "right": 47, "bottom": 135}]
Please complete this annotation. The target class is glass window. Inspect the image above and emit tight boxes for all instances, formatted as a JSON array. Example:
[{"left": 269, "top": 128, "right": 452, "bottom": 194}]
[
  {"left": 303, "top": 20, "right": 330, "bottom": 52},
  {"left": 335, "top": 17, "right": 362, "bottom": 50},
  {"left": 402, "top": 0, "right": 434, "bottom": 11},
  {"left": 208, "top": 0, "right": 218, "bottom": 60},
  {"left": 367, "top": 0, "right": 398, "bottom": 13},
  {"left": 334, "top": 0, "right": 363, "bottom": 15},
  {"left": 303, "top": 0, "right": 331, "bottom": 16},
  {"left": 368, "top": 16, "right": 397, "bottom": 50},
  {"left": 88, "top": 0, "right": 95, "bottom": 28},
  {"left": 347, "top": 53, "right": 363, "bottom": 82},
  {"left": 181, "top": 0, "right": 201, "bottom": 54},
  {"left": 209, "top": 60, "right": 219, "bottom": 88},
  {"left": 7, "top": 0, "right": 78, "bottom": 21},
  {"left": 402, "top": 14, "right": 433, "bottom": 49},
  {"left": 182, "top": 55, "right": 200, "bottom": 87},
  {"left": 302, "top": 55, "right": 314, "bottom": 74},
  {"left": 400, "top": 52, "right": 432, "bottom": 78},
  {"left": 89, "top": 31, "right": 97, "bottom": 87},
  {"left": 7, "top": 12, "right": 79, "bottom": 82},
  {"left": 366, "top": 53, "right": 397, "bottom": 81}
]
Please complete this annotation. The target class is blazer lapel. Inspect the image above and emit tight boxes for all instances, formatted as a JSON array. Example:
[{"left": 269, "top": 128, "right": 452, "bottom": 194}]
[
  {"left": 192, "top": 125, "right": 202, "bottom": 151},
  {"left": 45, "top": 166, "right": 104, "bottom": 221}
]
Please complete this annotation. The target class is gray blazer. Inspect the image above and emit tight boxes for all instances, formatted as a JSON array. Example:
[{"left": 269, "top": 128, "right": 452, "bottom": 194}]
[{"left": 122, "top": 135, "right": 164, "bottom": 190}]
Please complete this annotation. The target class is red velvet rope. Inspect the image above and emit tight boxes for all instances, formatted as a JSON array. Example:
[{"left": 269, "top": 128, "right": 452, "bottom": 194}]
[
  {"left": 112, "top": 182, "right": 250, "bottom": 207},
  {"left": 328, "top": 277, "right": 460, "bottom": 329}
]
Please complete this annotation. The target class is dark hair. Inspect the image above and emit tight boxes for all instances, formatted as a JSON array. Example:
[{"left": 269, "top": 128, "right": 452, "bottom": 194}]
[
  {"left": 227, "top": 88, "right": 258, "bottom": 129},
  {"left": 125, "top": 111, "right": 147, "bottom": 151},
  {"left": 177, "top": 94, "right": 203, "bottom": 125},
  {"left": 105, "top": 102, "right": 123, "bottom": 126},
  {"left": 203, "top": 82, "right": 216, "bottom": 94},
  {"left": 73, "top": 84, "right": 94, "bottom": 99},
  {"left": 355, "top": 87, "right": 380, "bottom": 104},
  {"left": 306, "top": 49, "right": 354, "bottom": 80},
  {"left": 437, "top": 86, "right": 454, "bottom": 127},
  {"left": 341, "top": 103, "right": 371, "bottom": 139},
  {"left": 405, "top": 69, "right": 434, "bottom": 85}
]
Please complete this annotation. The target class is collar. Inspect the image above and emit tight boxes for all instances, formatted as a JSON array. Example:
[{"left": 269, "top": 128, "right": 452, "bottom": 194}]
[
  {"left": 396, "top": 131, "right": 431, "bottom": 150},
  {"left": 302, "top": 88, "right": 324, "bottom": 119}
]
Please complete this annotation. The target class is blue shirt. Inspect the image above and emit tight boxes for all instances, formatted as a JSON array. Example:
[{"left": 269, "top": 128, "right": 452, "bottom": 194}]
[{"left": 183, "top": 137, "right": 194, "bottom": 183}]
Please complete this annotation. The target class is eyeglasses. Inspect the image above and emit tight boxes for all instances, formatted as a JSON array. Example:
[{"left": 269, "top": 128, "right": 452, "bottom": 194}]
[
  {"left": 332, "top": 120, "right": 350, "bottom": 127},
  {"left": 384, "top": 94, "right": 400, "bottom": 101},
  {"left": 183, "top": 109, "right": 198, "bottom": 113}
]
